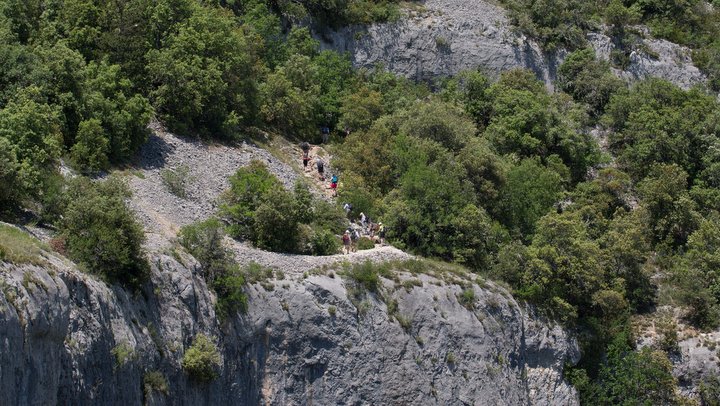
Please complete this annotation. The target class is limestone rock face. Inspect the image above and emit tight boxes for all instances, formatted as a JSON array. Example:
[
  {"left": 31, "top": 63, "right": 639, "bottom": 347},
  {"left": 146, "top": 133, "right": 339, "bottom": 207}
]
[
  {"left": 0, "top": 246, "right": 580, "bottom": 405},
  {"left": 319, "top": 0, "right": 706, "bottom": 89}
]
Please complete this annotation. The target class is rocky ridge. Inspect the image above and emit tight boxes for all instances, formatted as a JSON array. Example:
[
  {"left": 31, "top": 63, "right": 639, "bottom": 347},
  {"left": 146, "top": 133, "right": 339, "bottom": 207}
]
[
  {"left": 318, "top": 0, "right": 706, "bottom": 89},
  {"left": 0, "top": 125, "right": 581, "bottom": 405}
]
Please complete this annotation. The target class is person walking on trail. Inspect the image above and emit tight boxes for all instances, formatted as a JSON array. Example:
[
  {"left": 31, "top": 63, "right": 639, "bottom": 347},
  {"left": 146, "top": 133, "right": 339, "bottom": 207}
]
[
  {"left": 300, "top": 142, "right": 310, "bottom": 172},
  {"left": 316, "top": 158, "right": 325, "bottom": 181},
  {"left": 359, "top": 212, "right": 367, "bottom": 231},
  {"left": 351, "top": 228, "right": 360, "bottom": 252},
  {"left": 343, "top": 202, "right": 352, "bottom": 215},
  {"left": 378, "top": 222, "right": 386, "bottom": 245},
  {"left": 342, "top": 230, "right": 351, "bottom": 254},
  {"left": 330, "top": 174, "right": 338, "bottom": 197},
  {"left": 321, "top": 126, "right": 330, "bottom": 144}
]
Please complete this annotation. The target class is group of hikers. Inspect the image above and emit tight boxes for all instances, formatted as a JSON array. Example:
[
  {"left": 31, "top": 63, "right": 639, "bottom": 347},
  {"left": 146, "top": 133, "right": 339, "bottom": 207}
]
[
  {"left": 341, "top": 205, "right": 386, "bottom": 254},
  {"left": 300, "top": 139, "right": 386, "bottom": 255}
]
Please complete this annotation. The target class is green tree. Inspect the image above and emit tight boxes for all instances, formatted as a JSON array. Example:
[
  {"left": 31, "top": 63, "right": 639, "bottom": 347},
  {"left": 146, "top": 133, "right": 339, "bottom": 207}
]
[
  {"left": 637, "top": 164, "right": 701, "bottom": 248},
  {"left": 484, "top": 70, "right": 597, "bottom": 179},
  {"left": 81, "top": 60, "right": 152, "bottom": 163},
  {"left": 0, "top": 88, "right": 63, "bottom": 206},
  {"left": 522, "top": 211, "right": 608, "bottom": 321},
  {"left": 179, "top": 218, "right": 247, "bottom": 318},
  {"left": 254, "top": 188, "right": 300, "bottom": 252},
  {"left": 70, "top": 118, "right": 109, "bottom": 173},
  {"left": 557, "top": 48, "right": 624, "bottom": 117},
  {"left": 596, "top": 332, "right": 678, "bottom": 405},
  {"left": 398, "top": 99, "right": 476, "bottom": 152},
  {"left": 62, "top": 176, "right": 148, "bottom": 287},
  {"left": 604, "top": 79, "right": 720, "bottom": 182},
  {"left": 338, "top": 86, "right": 385, "bottom": 132},
  {"left": 221, "top": 160, "right": 283, "bottom": 240},
  {"left": 498, "top": 158, "right": 563, "bottom": 237},
  {"left": 147, "top": 5, "right": 258, "bottom": 137},
  {"left": 259, "top": 55, "right": 322, "bottom": 139}
]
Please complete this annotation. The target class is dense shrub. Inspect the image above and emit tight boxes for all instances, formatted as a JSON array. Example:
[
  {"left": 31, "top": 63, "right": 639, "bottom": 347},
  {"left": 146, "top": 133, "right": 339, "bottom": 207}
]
[
  {"left": 357, "top": 237, "right": 376, "bottom": 250},
  {"left": 603, "top": 79, "right": 720, "bottom": 182},
  {"left": 222, "top": 160, "right": 343, "bottom": 254},
  {"left": 310, "top": 228, "right": 341, "bottom": 256},
  {"left": 0, "top": 89, "right": 62, "bottom": 211},
  {"left": 62, "top": 177, "right": 148, "bottom": 287},
  {"left": 182, "top": 334, "right": 221, "bottom": 382},
  {"left": 557, "top": 48, "right": 624, "bottom": 117}
]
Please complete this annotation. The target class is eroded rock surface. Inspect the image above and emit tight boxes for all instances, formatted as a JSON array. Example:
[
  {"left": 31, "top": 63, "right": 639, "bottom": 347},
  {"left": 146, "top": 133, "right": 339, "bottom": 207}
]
[
  {"left": 319, "top": 0, "right": 706, "bottom": 89},
  {"left": 0, "top": 245, "right": 580, "bottom": 405}
]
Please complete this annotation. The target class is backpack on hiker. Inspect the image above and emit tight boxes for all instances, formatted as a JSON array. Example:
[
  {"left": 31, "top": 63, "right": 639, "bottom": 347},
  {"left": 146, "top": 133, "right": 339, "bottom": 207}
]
[{"left": 300, "top": 142, "right": 310, "bottom": 152}]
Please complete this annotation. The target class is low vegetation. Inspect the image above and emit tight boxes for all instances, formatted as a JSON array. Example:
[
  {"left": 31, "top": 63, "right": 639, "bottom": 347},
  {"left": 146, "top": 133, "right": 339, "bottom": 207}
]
[
  {"left": 0, "top": 224, "right": 47, "bottom": 265},
  {"left": 179, "top": 219, "right": 247, "bottom": 319},
  {"left": 143, "top": 370, "right": 169, "bottom": 398},
  {"left": 160, "top": 165, "right": 192, "bottom": 198}
]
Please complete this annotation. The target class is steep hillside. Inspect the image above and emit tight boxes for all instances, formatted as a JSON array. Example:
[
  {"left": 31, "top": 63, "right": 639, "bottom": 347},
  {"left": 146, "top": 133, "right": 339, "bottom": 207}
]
[
  {"left": 319, "top": 0, "right": 706, "bottom": 89},
  {"left": 0, "top": 126, "right": 581, "bottom": 405}
]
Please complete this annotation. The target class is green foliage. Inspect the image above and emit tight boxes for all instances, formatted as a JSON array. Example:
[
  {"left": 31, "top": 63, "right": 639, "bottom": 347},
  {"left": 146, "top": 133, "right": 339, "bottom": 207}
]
[
  {"left": 62, "top": 177, "right": 148, "bottom": 287},
  {"left": 346, "top": 260, "right": 383, "bottom": 293},
  {"left": 221, "top": 160, "right": 283, "bottom": 239},
  {"left": 260, "top": 55, "right": 322, "bottom": 139},
  {"left": 603, "top": 79, "right": 720, "bottom": 182},
  {"left": 222, "top": 160, "right": 339, "bottom": 254},
  {"left": 0, "top": 88, "right": 62, "bottom": 210},
  {"left": 502, "top": 0, "right": 594, "bottom": 50},
  {"left": 594, "top": 332, "right": 678, "bottom": 405},
  {"left": 147, "top": 5, "right": 257, "bottom": 137},
  {"left": 275, "top": 0, "right": 402, "bottom": 27},
  {"left": 179, "top": 218, "right": 248, "bottom": 318},
  {"left": 484, "top": 70, "right": 598, "bottom": 180},
  {"left": 442, "top": 70, "right": 492, "bottom": 130},
  {"left": 309, "top": 228, "right": 341, "bottom": 256},
  {"left": 338, "top": 86, "right": 385, "bottom": 132},
  {"left": 254, "top": 188, "right": 301, "bottom": 252},
  {"left": 80, "top": 60, "right": 153, "bottom": 162},
  {"left": 498, "top": 158, "right": 563, "bottom": 237},
  {"left": 357, "top": 237, "right": 376, "bottom": 250},
  {"left": 700, "top": 374, "right": 720, "bottom": 406},
  {"left": 459, "top": 288, "right": 476, "bottom": 309},
  {"left": 71, "top": 119, "right": 109, "bottom": 173},
  {"left": 182, "top": 334, "right": 221, "bottom": 382},
  {"left": 557, "top": 48, "right": 624, "bottom": 117},
  {"left": 111, "top": 342, "right": 136, "bottom": 368},
  {"left": 143, "top": 371, "right": 169, "bottom": 397},
  {"left": 521, "top": 211, "right": 608, "bottom": 321},
  {"left": 637, "top": 164, "right": 700, "bottom": 248},
  {"left": 397, "top": 99, "right": 476, "bottom": 152}
]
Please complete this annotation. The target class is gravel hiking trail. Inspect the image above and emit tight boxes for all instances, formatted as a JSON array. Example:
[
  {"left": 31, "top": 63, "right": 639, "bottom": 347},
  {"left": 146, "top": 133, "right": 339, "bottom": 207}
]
[{"left": 127, "top": 122, "right": 410, "bottom": 272}]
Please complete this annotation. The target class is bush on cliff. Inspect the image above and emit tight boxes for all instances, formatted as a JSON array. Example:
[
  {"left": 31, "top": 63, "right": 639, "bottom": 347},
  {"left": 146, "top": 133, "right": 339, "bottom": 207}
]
[
  {"left": 62, "top": 176, "right": 148, "bottom": 287},
  {"left": 182, "top": 334, "right": 221, "bottom": 382}
]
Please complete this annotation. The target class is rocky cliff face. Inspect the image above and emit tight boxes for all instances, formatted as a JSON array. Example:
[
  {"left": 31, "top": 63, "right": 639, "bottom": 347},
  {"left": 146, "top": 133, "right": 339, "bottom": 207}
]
[
  {"left": 0, "top": 239, "right": 580, "bottom": 405},
  {"left": 0, "top": 127, "right": 580, "bottom": 405},
  {"left": 318, "top": 0, "right": 706, "bottom": 89}
]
